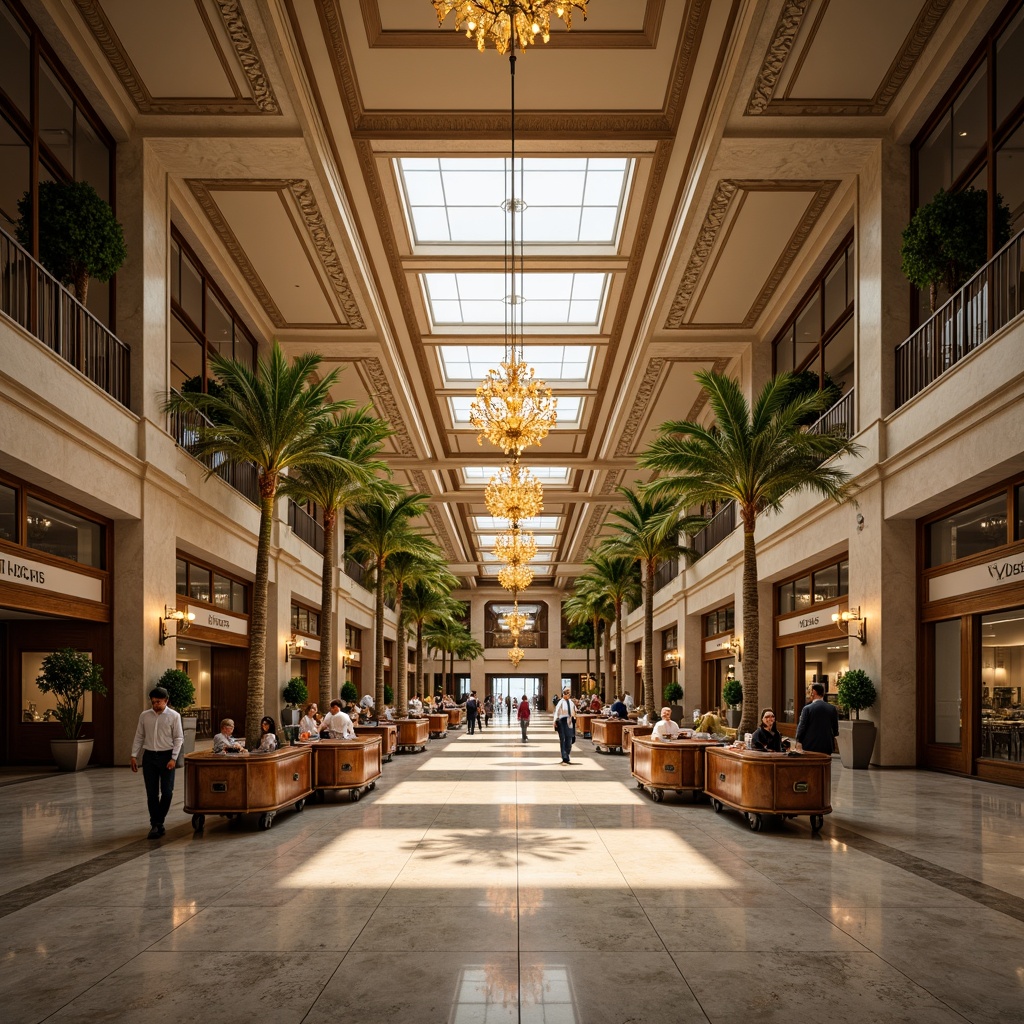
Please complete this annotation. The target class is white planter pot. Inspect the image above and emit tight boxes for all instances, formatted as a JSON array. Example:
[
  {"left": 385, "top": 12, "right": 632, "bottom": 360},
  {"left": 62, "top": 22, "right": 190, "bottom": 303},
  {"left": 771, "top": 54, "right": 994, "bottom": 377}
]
[
  {"left": 51, "top": 738, "right": 94, "bottom": 772},
  {"left": 282, "top": 708, "right": 300, "bottom": 727},
  {"left": 837, "top": 719, "right": 877, "bottom": 769}
]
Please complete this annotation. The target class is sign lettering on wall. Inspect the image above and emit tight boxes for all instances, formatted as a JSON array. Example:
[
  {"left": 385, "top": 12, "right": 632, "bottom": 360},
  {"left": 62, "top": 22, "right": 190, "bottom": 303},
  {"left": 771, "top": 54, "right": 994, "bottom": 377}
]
[
  {"left": 187, "top": 605, "right": 248, "bottom": 637},
  {"left": 777, "top": 603, "right": 842, "bottom": 638},
  {"left": 704, "top": 635, "right": 734, "bottom": 655},
  {"left": 0, "top": 552, "right": 103, "bottom": 602},
  {"left": 929, "top": 551, "right": 1024, "bottom": 603}
]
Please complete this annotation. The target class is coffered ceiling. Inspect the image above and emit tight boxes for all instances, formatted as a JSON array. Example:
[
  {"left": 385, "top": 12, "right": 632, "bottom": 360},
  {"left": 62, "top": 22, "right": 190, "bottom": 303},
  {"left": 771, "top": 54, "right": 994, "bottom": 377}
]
[{"left": 53, "top": 0, "right": 967, "bottom": 589}]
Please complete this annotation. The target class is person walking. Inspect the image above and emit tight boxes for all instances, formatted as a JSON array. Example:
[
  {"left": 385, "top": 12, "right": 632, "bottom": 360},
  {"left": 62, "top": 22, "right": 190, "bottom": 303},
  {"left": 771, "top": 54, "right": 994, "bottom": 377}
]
[
  {"left": 554, "top": 686, "right": 576, "bottom": 764},
  {"left": 517, "top": 694, "right": 531, "bottom": 742},
  {"left": 130, "top": 686, "right": 184, "bottom": 839},
  {"left": 483, "top": 694, "right": 493, "bottom": 729},
  {"left": 796, "top": 682, "right": 839, "bottom": 755},
  {"left": 466, "top": 690, "right": 480, "bottom": 735}
]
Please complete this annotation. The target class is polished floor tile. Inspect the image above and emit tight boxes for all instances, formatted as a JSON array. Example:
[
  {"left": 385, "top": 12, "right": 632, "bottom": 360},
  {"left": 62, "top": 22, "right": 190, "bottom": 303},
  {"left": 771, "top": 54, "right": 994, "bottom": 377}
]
[{"left": 2, "top": 716, "right": 1023, "bottom": 1023}]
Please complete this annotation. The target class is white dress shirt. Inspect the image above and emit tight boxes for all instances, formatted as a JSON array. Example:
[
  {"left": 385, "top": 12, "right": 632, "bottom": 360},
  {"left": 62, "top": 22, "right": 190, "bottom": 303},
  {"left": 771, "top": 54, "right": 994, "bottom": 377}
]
[
  {"left": 320, "top": 710, "right": 355, "bottom": 740},
  {"left": 131, "top": 707, "right": 184, "bottom": 759},
  {"left": 555, "top": 698, "right": 576, "bottom": 722},
  {"left": 652, "top": 718, "right": 682, "bottom": 741},
  {"left": 299, "top": 715, "right": 320, "bottom": 736}
]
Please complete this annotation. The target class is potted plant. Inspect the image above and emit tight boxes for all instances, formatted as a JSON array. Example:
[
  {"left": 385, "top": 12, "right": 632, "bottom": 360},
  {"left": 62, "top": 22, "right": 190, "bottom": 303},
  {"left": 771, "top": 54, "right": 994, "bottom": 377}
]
[
  {"left": 159, "top": 668, "right": 196, "bottom": 764},
  {"left": 35, "top": 648, "right": 107, "bottom": 771},
  {"left": 900, "top": 186, "right": 1011, "bottom": 313},
  {"left": 282, "top": 676, "right": 308, "bottom": 726},
  {"left": 835, "top": 668, "right": 877, "bottom": 769},
  {"left": 16, "top": 179, "right": 127, "bottom": 304},
  {"left": 341, "top": 680, "right": 358, "bottom": 704},
  {"left": 722, "top": 676, "right": 743, "bottom": 729}
]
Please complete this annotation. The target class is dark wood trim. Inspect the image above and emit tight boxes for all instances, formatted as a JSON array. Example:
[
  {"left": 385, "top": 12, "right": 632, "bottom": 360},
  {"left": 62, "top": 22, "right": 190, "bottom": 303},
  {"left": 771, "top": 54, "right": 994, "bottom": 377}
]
[{"left": 976, "top": 759, "right": 1024, "bottom": 787}]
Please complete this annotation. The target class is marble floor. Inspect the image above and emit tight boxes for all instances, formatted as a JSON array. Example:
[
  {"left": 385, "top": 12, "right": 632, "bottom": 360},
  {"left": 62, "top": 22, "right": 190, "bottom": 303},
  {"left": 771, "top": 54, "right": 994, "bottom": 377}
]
[{"left": 2, "top": 717, "right": 1023, "bottom": 1024}]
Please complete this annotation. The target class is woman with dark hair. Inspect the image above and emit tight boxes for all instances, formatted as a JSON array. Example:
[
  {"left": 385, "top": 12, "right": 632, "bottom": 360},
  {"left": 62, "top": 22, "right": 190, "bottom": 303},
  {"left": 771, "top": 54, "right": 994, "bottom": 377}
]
[
  {"left": 254, "top": 715, "right": 278, "bottom": 753},
  {"left": 517, "top": 694, "right": 531, "bottom": 743},
  {"left": 751, "top": 708, "right": 788, "bottom": 752}
]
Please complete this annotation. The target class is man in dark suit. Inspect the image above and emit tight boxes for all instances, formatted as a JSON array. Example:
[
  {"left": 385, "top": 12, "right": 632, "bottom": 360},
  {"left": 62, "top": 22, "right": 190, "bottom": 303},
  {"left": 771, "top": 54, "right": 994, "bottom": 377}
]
[{"left": 796, "top": 682, "right": 838, "bottom": 754}]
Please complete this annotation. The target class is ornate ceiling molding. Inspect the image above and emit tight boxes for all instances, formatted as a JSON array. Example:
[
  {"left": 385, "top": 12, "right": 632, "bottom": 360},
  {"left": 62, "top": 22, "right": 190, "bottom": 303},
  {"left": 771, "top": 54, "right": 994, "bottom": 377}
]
[
  {"left": 575, "top": 504, "right": 609, "bottom": 558},
  {"left": 615, "top": 358, "right": 665, "bottom": 457},
  {"left": 664, "top": 179, "right": 840, "bottom": 330},
  {"left": 73, "top": 0, "right": 280, "bottom": 115},
  {"left": 186, "top": 178, "right": 364, "bottom": 329},
  {"left": 361, "top": 357, "right": 417, "bottom": 457},
  {"left": 746, "top": 0, "right": 952, "bottom": 117}
]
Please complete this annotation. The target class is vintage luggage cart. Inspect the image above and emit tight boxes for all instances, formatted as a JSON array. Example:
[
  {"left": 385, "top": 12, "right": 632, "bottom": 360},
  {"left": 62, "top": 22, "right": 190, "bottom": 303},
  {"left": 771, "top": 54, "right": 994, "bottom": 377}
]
[
  {"left": 704, "top": 747, "right": 832, "bottom": 833},
  {"left": 355, "top": 723, "right": 397, "bottom": 762},
  {"left": 575, "top": 712, "right": 596, "bottom": 739},
  {"left": 630, "top": 736, "right": 724, "bottom": 801},
  {"left": 311, "top": 736, "right": 382, "bottom": 802},
  {"left": 591, "top": 717, "right": 627, "bottom": 753},
  {"left": 427, "top": 712, "right": 449, "bottom": 738},
  {"left": 622, "top": 723, "right": 654, "bottom": 753},
  {"left": 184, "top": 745, "right": 313, "bottom": 833},
  {"left": 395, "top": 717, "right": 430, "bottom": 752},
  {"left": 446, "top": 707, "right": 465, "bottom": 729}
]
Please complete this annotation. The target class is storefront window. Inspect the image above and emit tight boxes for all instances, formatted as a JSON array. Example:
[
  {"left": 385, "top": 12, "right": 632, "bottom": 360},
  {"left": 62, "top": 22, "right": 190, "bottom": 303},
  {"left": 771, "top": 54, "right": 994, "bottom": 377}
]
[
  {"left": 0, "top": 482, "right": 16, "bottom": 542},
  {"left": 230, "top": 581, "right": 246, "bottom": 613},
  {"left": 26, "top": 495, "right": 103, "bottom": 567},
  {"left": 189, "top": 565, "right": 211, "bottom": 603},
  {"left": 176, "top": 558, "right": 187, "bottom": 595},
  {"left": 213, "top": 574, "right": 232, "bottom": 609},
  {"left": 927, "top": 494, "right": 1009, "bottom": 565},
  {"left": 0, "top": 2, "right": 29, "bottom": 119},
  {"left": 996, "top": 6, "right": 1024, "bottom": 124},
  {"left": 22, "top": 650, "right": 93, "bottom": 724},
  {"left": 802, "top": 638, "right": 850, "bottom": 717},
  {"left": 933, "top": 619, "right": 962, "bottom": 745},
  {"left": 781, "top": 647, "right": 796, "bottom": 724},
  {"left": 980, "top": 607, "right": 1024, "bottom": 762},
  {"left": 1017, "top": 485, "right": 1024, "bottom": 539},
  {"left": 703, "top": 606, "right": 734, "bottom": 636}
]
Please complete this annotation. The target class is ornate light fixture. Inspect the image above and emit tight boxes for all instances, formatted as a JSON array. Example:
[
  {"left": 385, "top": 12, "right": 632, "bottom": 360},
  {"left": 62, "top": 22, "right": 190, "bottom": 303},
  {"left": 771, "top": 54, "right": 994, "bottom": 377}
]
[
  {"left": 831, "top": 606, "right": 867, "bottom": 645},
  {"left": 159, "top": 605, "right": 195, "bottom": 646},
  {"left": 498, "top": 562, "right": 533, "bottom": 591},
  {"left": 485, "top": 462, "right": 544, "bottom": 523},
  {"left": 493, "top": 528, "right": 537, "bottom": 565},
  {"left": 433, "top": 1, "right": 589, "bottom": 54},
  {"left": 470, "top": 358, "right": 557, "bottom": 456},
  {"left": 500, "top": 605, "right": 529, "bottom": 638},
  {"left": 508, "top": 644, "right": 526, "bottom": 667}
]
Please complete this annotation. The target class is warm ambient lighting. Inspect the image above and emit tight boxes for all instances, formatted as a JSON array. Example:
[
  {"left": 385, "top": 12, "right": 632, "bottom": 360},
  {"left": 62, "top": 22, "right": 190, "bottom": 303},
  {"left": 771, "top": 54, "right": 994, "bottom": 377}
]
[
  {"left": 665, "top": 649, "right": 679, "bottom": 665},
  {"left": 159, "top": 605, "right": 195, "bottom": 645},
  {"left": 284, "top": 634, "right": 306, "bottom": 662},
  {"left": 470, "top": 358, "right": 558, "bottom": 456},
  {"left": 728, "top": 636, "right": 742, "bottom": 661},
  {"left": 433, "top": 0, "right": 589, "bottom": 54},
  {"left": 500, "top": 605, "right": 529, "bottom": 638},
  {"left": 831, "top": 606, "right": 867, "bottom": 644},
  {"left": 485, "top": 462, "right": 545, "bottom": 523},
  {"left": 498, "top": 562, "right": 534, "bottom": 591},
  {"left": 508, "top": 644, "right": 526, "bottom": 667},
  {"left": 493, "top": 527, "right": 537, "bottom": 565}
]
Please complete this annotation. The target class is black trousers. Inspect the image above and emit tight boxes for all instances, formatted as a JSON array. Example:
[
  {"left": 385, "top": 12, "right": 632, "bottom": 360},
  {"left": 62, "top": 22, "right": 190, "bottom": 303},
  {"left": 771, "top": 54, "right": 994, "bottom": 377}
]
[{"left": 142, "top": 749, "right": 176, "bottom": 826}]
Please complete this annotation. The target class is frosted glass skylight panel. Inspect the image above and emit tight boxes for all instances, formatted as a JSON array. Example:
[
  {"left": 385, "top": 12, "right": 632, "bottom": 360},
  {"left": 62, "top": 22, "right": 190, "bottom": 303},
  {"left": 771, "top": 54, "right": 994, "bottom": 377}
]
[
  {"left": 449, "top": 396, "right": 581, "bottom": 425},
  {"left": 473, "top": 516, "right": 560, "bottom": 531},
  {"left": 477, "top": 534, "right": 557, "bottom": 547},
  {"left": 423, "top": 273, "right": 608, "bottom": 326},
  {"left": 440, "top": 345, "right": 592, "bottom": 382},
  {"left": 527, "top": 467, "right": 570, "bottom": 483},
  {"left": 397, "top": 157, "right": 630, "bottom": 244}
]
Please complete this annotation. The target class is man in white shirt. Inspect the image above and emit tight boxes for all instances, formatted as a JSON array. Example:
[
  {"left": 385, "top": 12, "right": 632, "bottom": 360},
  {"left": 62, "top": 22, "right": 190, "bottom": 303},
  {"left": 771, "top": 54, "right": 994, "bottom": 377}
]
[
  {"left": 652, "top": 706, "right": 682, "bottom": 741},
  {"left": 320, "top": 699, "right": 356, "bottom": 739},
  {"left": 130, "top": 686, "right": 184, "bottom": 839},
  {"left": 623, "top": 692, "right": 634, "bottom": 712},
  {"left": 409, "top": 695, "right": 423, "bottom": 716},
  {"left": 554, "top": 687, "right": 577, "bottom": 764}
]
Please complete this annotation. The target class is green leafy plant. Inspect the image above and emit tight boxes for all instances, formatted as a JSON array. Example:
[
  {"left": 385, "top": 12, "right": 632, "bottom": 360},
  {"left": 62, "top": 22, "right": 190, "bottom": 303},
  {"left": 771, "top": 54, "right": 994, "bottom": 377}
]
[
  {"left": 341, "top": 681, "right": 358, "bottom": 703},
  {"left": 16, "top": 180, "right": 127, "bottom": 304},
  {"left": 35, "top": 648, "right": 107, "bottom": 739},
  {"left": 836, "top": 669, "right": 876, "bottom": 720},
  {"left": 384, "top": 684, "right": 394, "bottom": 705},
  {"left": 779, "top": 369, "right": 844, "bottom": 425},
  {"left": 283, "top": 677, "right": 308, "bottom": 706},
  {"left": 722, "top": 677, "right": 743, "bottom": 709},
  {"left": 158, "top": 668, "right": 195, "bottom": 712},
  {"left": 663, "top": 681, "right": 683, "bottom": 702},
  {"left": 900, "top": 187, "right": 1011, "bottom": 312}
]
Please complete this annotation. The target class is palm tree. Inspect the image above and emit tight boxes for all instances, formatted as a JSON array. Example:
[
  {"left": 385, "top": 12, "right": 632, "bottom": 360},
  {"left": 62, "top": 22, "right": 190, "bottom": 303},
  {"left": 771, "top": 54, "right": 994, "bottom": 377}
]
[
  {"left": 424, "top": 613, "right": 475, "bottom": 698},
  {"left": 281, "top": 409, "right": 390, "bottom": 709},
  {"left": 345, "top": 488, "right": 431, "bottom": 711},
  {"left": 600, "top": 487, "right": 702, "bottom": 715},
  {"left": 165, "top": 343, "right": 345, "bottom": 747},
  {"left": 640, "top": 369, "right": 862, "bottom": 735},
  {"left": 562, "top": 592, "right": 596, "bottom": 679},
  {"left": 580, "top": 552, "right": 641, "bottom": 698},
  {"left": 385, "top": 545, "right": 456, "bottom": 714},
  {"left": 404, "top": 585, "right": 463, "bottom": 700}
]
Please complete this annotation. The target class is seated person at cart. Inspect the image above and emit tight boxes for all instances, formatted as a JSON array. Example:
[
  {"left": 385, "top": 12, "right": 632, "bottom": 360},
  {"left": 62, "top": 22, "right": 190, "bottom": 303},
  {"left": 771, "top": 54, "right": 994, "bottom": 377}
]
[
  {"left": 212, "top": 718, "right": 245, "bottom": 753},
  {"left": 589, "top": 692, "right": 602, "bottom": 712},
  {"left": 609, "top": 695, "right": 630, "bottom": 720},
  {"left": 409, "top": 694, "right": 423, "bottom": 715},
  {"left": 751, "top": 708, "right": 789, "bottom": 752},
  {"left": 320, "top": 699, "right": 356, "bottom": 739},
  {"left": 253, "top": 716, "right": 278, "bottom": 752},
  {"left": 299, "top": 703, "right": 320, "bottom": 738},
  {"left": 652, "top": 706, "right": 682, "bottom": 741}
]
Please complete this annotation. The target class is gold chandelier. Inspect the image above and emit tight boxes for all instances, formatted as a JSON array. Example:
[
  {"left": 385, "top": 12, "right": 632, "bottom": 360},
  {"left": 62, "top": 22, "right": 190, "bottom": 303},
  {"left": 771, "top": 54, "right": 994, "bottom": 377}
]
[
  {"left": 432, "top": 1, "right": 589, "bottom": 54},
  {"left": 508, "top": 644, "right": 526, "bottom": 667},
  {"left": 500, "top": 604, "right": 529, "bottom": 638},
  {"left": 493, "top": 528, "right": 537, "bottom": 565},
  {"left": 469, "top": 357, "right": 557, "bottom": 456},
  {"left": 498, "top": 562, "right": 533, "bottom": 591},
  {"left": 485, "top": 462, "right": 544, "bottom": 523}
]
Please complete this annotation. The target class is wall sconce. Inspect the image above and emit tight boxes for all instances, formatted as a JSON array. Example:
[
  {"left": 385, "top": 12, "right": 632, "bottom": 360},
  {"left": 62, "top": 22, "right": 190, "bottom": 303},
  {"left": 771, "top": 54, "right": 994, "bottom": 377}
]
[
  {"left": 159, "top": 605, "right": 195, "bottom": 645},
  {"left": 284, "top": 634, "right": 306, "bottom": 662},
  {"left": 665, "top": 650, "right": 679, "bottom": 666},
  {"left": 832, "top": 606, "right": 867, "bottom": 644},
  {"left": 636, "top": 658, "right": 644, "bottom": 670},
  {"left": 728, "top": 636, "right": 742, "bottom": 662},
  {"left": 341, "top": 647, "right": 353, "bottom": 670}
]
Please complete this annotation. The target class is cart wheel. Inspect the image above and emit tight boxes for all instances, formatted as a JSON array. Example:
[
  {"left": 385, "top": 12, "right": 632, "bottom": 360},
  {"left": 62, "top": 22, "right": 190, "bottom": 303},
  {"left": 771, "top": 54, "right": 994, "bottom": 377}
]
[
  {"left": 810, "top": 814, "right": 824, "bottom": 833},
  {"left": 369, "top": 781, "right": 377, "bottom": 790},
  {"left": 350, "top": 788, "right": 360, "bottom": 802},
  {"left": 652, "top": 788, "right": 663, "bottom": 803},
  {"left": 258, "top": 813, "right": 273, "bottom": 830},
  {"left": 294, "top": 798, "right": 305, "bottom": 813},
  {"left": 748, "top": 813, "right": 763, "bottom": 832},
  {"left": 675, "top": 790, "right": 684, "bottom": 796},
  {"left": 191, "top": 813, "right": 205, "bottom": 834},
  {"left": 711, "top": 799, "right": 723, "bottom": 813},
  {"left": 636, "top": 780, "right": 644, "bottom": 789}
]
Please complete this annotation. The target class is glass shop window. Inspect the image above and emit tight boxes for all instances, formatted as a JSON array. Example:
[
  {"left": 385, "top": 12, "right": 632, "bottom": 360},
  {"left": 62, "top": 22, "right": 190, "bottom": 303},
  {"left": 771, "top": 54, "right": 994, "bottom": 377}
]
[
  {"left": 189, "top": 565, "right": 211, "bottom": 603},
  {"left": 22, "top": 650, "right": 94, "bottom": 724},
  {"left": 928, "top": 494, "right": 1009, "bottom": 566},
  {"left": 176, "top": 558, "right": 188, "bottom": 595},
  {"left": 213, "top": 574, "right": 232, "bottom": 609},
  {"left": 26, "top": 495, "right": 103, "bottom": 567},
  {"left": 0, "top": 482, "right": 16, "bottom": 543}
]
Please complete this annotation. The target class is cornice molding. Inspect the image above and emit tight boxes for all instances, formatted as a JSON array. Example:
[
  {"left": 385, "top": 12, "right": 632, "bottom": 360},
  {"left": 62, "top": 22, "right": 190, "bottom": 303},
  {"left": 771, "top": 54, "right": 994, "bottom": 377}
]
[
  {"left": 215, "top": 0, "right": 280, "bottom": 113},
  {"left": 361, "top": 357, "right": 417, "bottom": 457},
  {"left": 615, "top": 358, "right": 665, "bottom": 457}
]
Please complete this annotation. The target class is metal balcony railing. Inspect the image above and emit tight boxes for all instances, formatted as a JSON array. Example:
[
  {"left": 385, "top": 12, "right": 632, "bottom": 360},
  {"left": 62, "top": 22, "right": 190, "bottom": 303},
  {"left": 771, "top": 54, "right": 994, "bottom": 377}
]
[
  {"left": 807, "top": 388, "right": 855, "bottom": 437},
  {"left": 1, "top": 226, "right": 130, "bottom": 407},
  {"left": 288, "top": 500, "right": 325, "bottom": 553},
  {"left": 652, "top": 557, "right": 679, "bottom": 593},
  {"left": 692, "top": 501, "right": 737, "bottom": 559},
  {"left": 168, "top": 391, "right": 259, "bottom": 505},
  {"left": 896, "top": 228, "right": 1024, "bottom": 407}
]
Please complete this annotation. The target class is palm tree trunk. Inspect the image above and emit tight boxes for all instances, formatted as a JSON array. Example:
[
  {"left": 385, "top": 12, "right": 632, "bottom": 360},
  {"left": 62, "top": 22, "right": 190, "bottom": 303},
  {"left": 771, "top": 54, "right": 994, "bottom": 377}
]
[
  {"left": 319, "top": 508, "right": 336, "bottom": 709},
  {"left": 738, "top": 523, "right": 759, "bottom": 737},
  {"left": 643, "top": 559, "right": 655, "bottom": 714},
  {"left": 416, "top": 620, "right": 426, "bottom": 697},
  {"left": 593, "top": 614, "right": 601, "bottom": 689},
  {"left": 374, "top": 561, "right": 386, "bottom": 714},
  {"left": 395, "top": 586, "right": 407, "bottom": 716},
  {"left": 246, "top": 483, "right": 276, "bottom": 748},
  {"left": 602, "top": 620, "right": 611, "bottom": 699},
  {"left": 615, "top": 598, "right": 624, "bottom": 700}
]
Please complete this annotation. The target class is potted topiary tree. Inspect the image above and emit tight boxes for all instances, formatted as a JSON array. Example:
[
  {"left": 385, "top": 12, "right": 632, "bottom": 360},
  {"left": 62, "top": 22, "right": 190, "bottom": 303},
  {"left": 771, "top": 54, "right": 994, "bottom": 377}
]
[
  {"left": 159, "top": 668, "right": 196, "bottom": 764},
  {"left": 341, "top": 680, "right": 358, "bottom": 704},
  {"left": 722, "top": 676, "right": 743, "bottom": 729},
  {"left": 282, "top": 676, "right": 308, "bottom": 726},
  {"left": 836, "top": 668, "right": 877, "bottom": 769},
  {"left": 16, "top": 180, "right": 127, "bottom": 305},
  {"left": 35, "top": 648, "right": 107, "bottom": 771}
]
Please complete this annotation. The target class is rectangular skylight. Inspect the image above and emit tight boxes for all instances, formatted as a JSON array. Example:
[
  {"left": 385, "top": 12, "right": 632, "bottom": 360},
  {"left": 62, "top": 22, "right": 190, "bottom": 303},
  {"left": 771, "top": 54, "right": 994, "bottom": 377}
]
[
  {"left": 422, "top": 273, "right": 607, "bottom": 327},
  {"left": 473, "top": 516, "right": 560, "bottom": 531},
  {"left": 450, "top": 396, "right": 581, "bottom": 427},
  {"left": 397, "top": 157, "right": 631, "bottom": 245},
  {"left": 476, "top": 534, "right": 557, "bottom": 547},
  {"left": 440, "top": 345, "right": 593, "bottom": 382}
]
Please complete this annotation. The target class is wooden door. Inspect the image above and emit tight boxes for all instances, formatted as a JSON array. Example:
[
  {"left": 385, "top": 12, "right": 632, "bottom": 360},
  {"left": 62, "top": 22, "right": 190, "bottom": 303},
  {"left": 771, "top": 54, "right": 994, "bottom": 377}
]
[{"left": 211, "top": 645, "right": 250, "bottom": 737}]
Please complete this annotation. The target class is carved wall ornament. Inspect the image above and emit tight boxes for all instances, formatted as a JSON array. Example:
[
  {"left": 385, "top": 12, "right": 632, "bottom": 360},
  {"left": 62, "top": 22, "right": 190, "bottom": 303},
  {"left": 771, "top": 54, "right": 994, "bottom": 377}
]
[
  {"left": 361, "top": 358, "right": 417, "bottom": 457},
  {"left": 615, "top": 358, "right": 666, "bottom": 457}
]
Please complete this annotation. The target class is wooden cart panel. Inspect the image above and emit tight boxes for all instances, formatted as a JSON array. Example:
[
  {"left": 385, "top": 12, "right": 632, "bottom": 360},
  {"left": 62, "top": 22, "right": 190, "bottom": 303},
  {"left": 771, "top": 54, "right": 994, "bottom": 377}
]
[
  {"left": 184, "top": 745, "right": 312, "bottom": 815},
  {"left": 591, "top": 718, "right": 626, "bottom": 751},
  {"left": 427, "top": 713, "right": 448, "bottom": 737},
  {"left": 622, "top": 724, "right": 653, "bottom": 753},
  {"left": 446, "top": 707, "right": 465, "bottom": 728},
  {"left": 395, "top": 717, "right": 430, "bottom": 750},
  {"left": 704, "top": 747, "right": 832, "bottom": 816},
  {"left": 354, "top": 724, "right": 397, "bottom": 759},
  {"left": 312, "top": 736, "right": 382, "bottom": 790},
  {"left": 631, "top": 737, "right": 723, "bottom": 794},
  {"left": 576, "top": 713, "right": 596, "bottom": 738}
]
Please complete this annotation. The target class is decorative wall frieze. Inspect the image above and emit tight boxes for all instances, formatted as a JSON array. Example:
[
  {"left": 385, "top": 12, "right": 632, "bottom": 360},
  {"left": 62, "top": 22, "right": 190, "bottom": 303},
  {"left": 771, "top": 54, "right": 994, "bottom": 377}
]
[
  {"left": 745, "top": 0, "right": 811, "bottom": 115},
  {"left": 361, "top": 357, "right": 417, "bottom": 457},
  {"left": 215, "top": 0, "right": 279, "bottom": 113},
  {"left": 615, "top": 358, "right": 666, "bottom": 457}
]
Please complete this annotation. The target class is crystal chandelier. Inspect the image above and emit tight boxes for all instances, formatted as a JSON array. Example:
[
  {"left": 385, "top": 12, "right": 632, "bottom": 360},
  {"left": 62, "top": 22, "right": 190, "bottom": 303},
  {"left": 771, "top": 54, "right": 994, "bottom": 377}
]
[
  {"left": 433, "top": 1, "right": 589, "bottom": 55},
  {"left": 470, "top": 357, "right": 557, "bottom": 456},
  {"left": 508, "top": 644, "right": 526, "bottom": 667},
  {"left": 485, "top": 462, "right": 544, "bottom": 523},
  {"left": 493, "top": 528, "right": 537, "bottom": 565},
  {"left": 500, "top": 604, "right": 529, "bottom": 638},
  {"left": 498, "top": 562, "right": 533, "bottom": 591}
]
